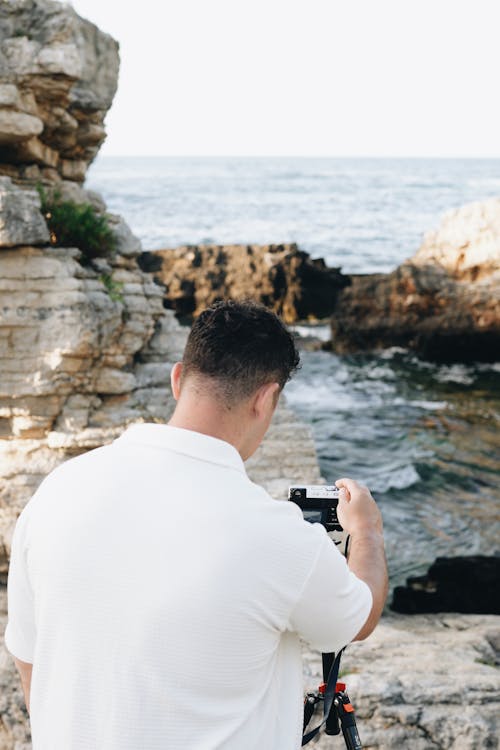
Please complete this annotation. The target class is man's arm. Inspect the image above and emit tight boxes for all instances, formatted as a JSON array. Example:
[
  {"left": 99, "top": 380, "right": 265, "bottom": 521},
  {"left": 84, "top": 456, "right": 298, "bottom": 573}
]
[
  {"left": 336, "top": 478, "right": 388, "bottom": 640},
  {"left": 13, "top": 656, "right": 32, "bottom": 714}
]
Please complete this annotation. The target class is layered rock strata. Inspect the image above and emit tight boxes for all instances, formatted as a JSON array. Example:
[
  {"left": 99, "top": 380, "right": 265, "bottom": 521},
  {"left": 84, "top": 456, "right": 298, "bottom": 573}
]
[
  {"left": 0, "top": 0, "right": 119, "bottom": 184},
  {"left": 330, "top": 200, "right": 500, "bottom": 362},
  {"left": 139, "top": 243, "right": 348, "bottom": 323}
]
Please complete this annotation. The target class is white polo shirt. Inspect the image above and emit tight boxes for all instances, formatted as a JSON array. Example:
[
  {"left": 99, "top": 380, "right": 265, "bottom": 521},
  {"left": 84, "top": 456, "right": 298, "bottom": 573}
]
[{"left": 5, "top": 423, "right": 372, "bottom": 750}]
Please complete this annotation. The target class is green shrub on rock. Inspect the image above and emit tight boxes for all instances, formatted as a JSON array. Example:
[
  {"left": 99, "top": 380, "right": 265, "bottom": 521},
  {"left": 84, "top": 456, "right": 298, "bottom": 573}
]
[
  {"left": 99, "top": 273, "right": 124, "bottom": 303},
  {"left": 37, "top": 185, "right": 117, "bottom": 264}
]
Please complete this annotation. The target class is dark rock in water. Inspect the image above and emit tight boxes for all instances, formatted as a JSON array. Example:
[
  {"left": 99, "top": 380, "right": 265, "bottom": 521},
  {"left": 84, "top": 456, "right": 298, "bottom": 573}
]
[
  {"left": 330, "top": 200, "right": 500, "bottom": 363},
  {"left": 391, "top": 556, "right": 500, "bottom": 614},
  {"left": 138, "top": 243, "right": 350, "bottom": 323}
]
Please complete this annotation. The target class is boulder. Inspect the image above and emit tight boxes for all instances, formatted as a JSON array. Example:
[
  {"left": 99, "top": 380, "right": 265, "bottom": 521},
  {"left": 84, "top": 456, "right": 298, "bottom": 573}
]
[
  {"left": 139, "top": 243, "right": 349, "bottom": 323},
  {"left": 330, "top": 200, "right": 500, "bottom": 362},
  {"left": 391, "top": 556, "right": 500, "bottom": 615}
]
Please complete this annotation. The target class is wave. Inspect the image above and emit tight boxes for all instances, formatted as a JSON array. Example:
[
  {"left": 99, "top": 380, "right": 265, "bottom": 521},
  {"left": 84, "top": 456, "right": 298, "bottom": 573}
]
[{"left": 364, "top": 464, "right": 421, "bottom": 494}]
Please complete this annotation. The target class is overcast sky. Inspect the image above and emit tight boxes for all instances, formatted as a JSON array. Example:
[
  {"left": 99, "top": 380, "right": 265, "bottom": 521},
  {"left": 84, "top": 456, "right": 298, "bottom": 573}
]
[{"left": 69, "top": 0, "right": 500, "bottom": 158}]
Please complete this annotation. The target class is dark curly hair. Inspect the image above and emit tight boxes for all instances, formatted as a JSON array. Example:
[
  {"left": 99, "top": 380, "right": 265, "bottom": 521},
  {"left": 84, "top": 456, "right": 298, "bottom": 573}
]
[{"left": 181, "top": 300, "right": 300, "bottom": 405}]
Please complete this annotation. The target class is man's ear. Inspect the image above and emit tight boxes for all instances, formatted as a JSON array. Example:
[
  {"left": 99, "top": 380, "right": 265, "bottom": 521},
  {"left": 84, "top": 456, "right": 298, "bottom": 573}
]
[
  {"left": 252, "top": 382, "right": 280, "bottom": 419},
  {"left": 170, "top": 362, "right": 183, "bottom": 400}
]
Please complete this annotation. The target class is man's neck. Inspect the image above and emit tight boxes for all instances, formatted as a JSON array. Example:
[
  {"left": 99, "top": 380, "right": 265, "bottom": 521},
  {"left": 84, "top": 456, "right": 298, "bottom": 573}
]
[{"left": 168, "top": 401, "right": 247, "bottom": 456}]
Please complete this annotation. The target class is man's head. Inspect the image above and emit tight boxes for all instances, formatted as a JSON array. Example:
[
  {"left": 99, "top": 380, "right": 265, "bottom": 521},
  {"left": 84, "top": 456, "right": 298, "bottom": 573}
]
[{"left": 169, "top": 300, "right": 300, "bottom": 458}]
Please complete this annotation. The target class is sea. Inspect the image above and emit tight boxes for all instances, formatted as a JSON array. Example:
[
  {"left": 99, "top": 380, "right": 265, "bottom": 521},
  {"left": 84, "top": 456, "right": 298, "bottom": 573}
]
[{"left": 87, "top": 157, "right": 500, "bottom": 587}]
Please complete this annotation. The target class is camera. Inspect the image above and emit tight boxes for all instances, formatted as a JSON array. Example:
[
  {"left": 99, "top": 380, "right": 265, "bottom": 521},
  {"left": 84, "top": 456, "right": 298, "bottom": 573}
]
[{"left": 288, "top": 485, "right": 350, "bottom": 557}]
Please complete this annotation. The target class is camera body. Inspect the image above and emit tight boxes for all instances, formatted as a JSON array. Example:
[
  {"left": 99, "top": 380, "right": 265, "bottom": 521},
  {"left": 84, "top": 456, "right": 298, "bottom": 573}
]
[{"left": 288, "top": 485, "right": 350, "bottom": 557}]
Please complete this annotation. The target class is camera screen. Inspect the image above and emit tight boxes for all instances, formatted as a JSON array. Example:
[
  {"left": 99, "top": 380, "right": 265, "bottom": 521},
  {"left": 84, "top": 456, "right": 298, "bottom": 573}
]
[{"left": 303, "top": 510, "right": 323, "bottom": 523}]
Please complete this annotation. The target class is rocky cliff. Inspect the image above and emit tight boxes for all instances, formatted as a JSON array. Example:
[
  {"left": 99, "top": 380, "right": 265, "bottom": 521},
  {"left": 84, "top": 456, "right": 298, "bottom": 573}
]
[
  {"left": 0, "top": 0, "right": 118, "bottom": 184},
  {"left": 329, "top": 200, "right": 500, "bottom": 362}
]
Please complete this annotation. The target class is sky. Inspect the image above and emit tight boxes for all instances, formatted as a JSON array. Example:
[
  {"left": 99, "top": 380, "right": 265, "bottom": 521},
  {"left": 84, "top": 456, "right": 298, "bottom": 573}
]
[{"left": 69, "top": 0, "right": 500, "bottom": 158}]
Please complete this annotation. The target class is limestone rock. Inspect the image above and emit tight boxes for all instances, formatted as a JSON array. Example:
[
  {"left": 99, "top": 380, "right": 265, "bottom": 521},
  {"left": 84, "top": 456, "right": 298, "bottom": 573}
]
[
  {"left": 413, "top": 198, "right": 500, "bottom": 278},
  {"left": 0, "top": 176, "right": 49, "bottom": 246},
  {"left": 139, "top": 243, "right": 349, "bottom": 323},
  {"left": 0, "top": 0, "right": 119, "bottom": 183},
  {"left": 0, "top": 85, "right": 21, "bottom": 109},
  {"left": 303, "top": 613, "right": 500, "bottom": 749},
  {"left": 330, "top": 200, "right": 500, "bottom": 363},
  {"left": 0, "top": 110, "right": 43, "bottom": 144}
]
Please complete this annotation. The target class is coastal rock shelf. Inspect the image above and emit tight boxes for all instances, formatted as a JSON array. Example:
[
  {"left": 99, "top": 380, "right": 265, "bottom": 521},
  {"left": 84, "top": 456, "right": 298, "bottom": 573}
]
[
  {"left": 329, "top": 200, "right": 500, "bottom": 363},
  {"left": 304, "top": 613, "right": 500, "bottom": 749}
]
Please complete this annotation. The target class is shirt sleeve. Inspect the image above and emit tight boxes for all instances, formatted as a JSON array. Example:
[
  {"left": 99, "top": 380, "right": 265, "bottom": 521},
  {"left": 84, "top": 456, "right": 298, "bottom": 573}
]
[
  {"left": 287, "top": 528, "right": 373, "bottom": 654},
  {"left": 4, "top": 507, "right": 36, "bottom": 663}
]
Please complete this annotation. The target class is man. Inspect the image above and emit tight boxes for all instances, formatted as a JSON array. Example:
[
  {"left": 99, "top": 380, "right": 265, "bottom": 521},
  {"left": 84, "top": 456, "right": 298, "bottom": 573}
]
[{"left": 5, "top": 300, "right": 387, "bottom": 749}]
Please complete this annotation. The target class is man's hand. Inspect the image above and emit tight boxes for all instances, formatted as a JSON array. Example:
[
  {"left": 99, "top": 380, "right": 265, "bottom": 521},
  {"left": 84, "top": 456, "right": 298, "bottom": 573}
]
[
  {"left": 335, "top": 477, "right": 383, "bottom": 538},
  {"left": 335, "top": 477, "right": 388, "bottom": 641}
]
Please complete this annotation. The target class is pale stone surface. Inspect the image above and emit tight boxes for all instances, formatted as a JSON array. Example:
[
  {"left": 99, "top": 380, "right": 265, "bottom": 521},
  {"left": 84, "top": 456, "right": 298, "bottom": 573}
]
[
  {"left": 0, "top": 177, "right": 49, "bottom": 247},
  {"left": 0, "top": 85, "right": 21, "bottom": 109},
  {"left": 0, "top": 111, "right": 43, "bottom": 144},
  {"left": 414, "top": 198, "right": 500, "bottom": 278},
  {"left": 303, "top": 614, "right": 500, "bottom": 749}
]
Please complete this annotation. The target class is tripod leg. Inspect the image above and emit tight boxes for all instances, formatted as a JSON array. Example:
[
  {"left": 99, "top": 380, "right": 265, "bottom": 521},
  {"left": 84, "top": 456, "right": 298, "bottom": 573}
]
[{"left": 335, "top": 692, "right": 363, "bottom": 750}]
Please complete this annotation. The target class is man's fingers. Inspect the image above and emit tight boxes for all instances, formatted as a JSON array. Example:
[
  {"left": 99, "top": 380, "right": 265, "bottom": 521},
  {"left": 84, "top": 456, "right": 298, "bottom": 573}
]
[
  {"left": 338, "top": 487, "right": 350, "bottom": 503},
  {"left": 335, "top": 477, "right": 357, "bottom": 499}
]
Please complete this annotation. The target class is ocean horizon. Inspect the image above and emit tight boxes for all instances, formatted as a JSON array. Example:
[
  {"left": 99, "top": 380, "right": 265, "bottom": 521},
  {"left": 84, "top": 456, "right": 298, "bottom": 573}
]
[{"left": 87, "top": 155, "right": 500, "bottom": 275}]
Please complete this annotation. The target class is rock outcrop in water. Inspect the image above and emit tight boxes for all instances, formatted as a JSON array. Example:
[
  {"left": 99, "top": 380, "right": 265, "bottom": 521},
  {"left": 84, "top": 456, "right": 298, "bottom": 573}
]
[
  {"left": 139, "top": 243, "right": 349, "bottom": 323},
  {"left": 391, "top": 556, "right": 500, "bottom": 615},
  {"left": 329, "top": 200, "right": 500, "bottom": 362}
]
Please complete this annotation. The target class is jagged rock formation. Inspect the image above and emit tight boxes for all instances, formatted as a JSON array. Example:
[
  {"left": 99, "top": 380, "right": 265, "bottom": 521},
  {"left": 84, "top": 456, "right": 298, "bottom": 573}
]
[
  {"left": 139, "top": 243, "right": 349, "bottom": 323},
  {"left": 0, "top": 0, "right": 119, "bottom": 184},
  {"left": 330, "top": 200, "right": 500, "bottom": 362}
]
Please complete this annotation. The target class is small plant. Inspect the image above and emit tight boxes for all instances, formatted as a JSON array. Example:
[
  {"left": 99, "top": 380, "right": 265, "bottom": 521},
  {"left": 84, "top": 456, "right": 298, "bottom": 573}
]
[
  {"left": 99, "top": 273, "right": 124, "bottom": 303},
  {"left": 37, "top": 184, "right": 117, "bottom": 264}
]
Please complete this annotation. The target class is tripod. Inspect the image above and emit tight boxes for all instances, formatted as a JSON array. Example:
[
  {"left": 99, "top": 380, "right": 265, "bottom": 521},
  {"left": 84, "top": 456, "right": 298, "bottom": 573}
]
[{"left": 302, "top": 650, "right": 362, "bottom": 748}]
